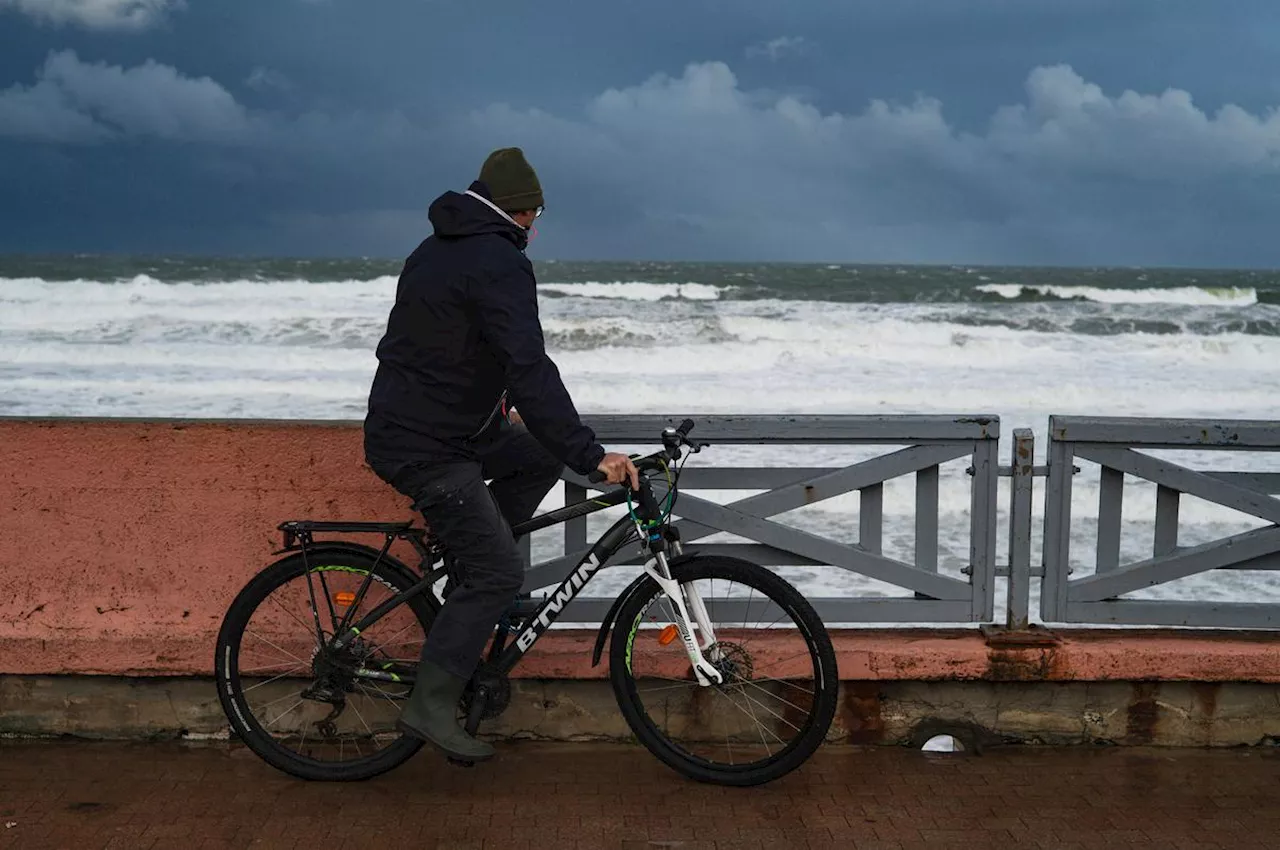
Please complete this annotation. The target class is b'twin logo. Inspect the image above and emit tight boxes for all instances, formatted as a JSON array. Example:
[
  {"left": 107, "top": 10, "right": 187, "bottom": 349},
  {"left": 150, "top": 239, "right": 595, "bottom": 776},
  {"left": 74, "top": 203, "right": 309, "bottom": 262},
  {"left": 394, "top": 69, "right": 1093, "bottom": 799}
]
[{"left": 516, "top": 551, "right": 603, "bottom": 651}]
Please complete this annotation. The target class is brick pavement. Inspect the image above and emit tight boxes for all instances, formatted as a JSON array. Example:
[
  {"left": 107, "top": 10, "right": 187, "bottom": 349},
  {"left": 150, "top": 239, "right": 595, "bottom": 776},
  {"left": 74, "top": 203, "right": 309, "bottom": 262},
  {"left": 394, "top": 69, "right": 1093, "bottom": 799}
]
[{"left": 1, "top": 739, "right": 1278, "bottom": 849}]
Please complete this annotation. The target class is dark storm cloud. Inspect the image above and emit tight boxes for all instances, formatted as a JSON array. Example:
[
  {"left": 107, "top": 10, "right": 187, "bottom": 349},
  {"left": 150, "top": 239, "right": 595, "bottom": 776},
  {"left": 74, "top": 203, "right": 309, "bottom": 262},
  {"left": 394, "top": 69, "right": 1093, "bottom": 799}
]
[
  {"left": 1, "top": 0, "right": 1279, "bottom": 265},
  {"left": 0, "top": 0, "right": 182, "bottom": 30},
  {"left": 454, "top": 60, "right": 1280, "bottom": 264},
  {"left": 0, "top": 50, "right": 252, "bottom": 142}
]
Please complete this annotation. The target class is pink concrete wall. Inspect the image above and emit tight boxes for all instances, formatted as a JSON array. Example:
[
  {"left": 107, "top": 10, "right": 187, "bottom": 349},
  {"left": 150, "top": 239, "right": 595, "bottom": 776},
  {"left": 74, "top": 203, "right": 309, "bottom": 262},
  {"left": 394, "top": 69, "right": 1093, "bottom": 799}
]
[
  {"left": 1, "top": 418, "right": 416, "bottom": 676},
  {"left": 4, "top": 418, "right": 1278, "bottom": 683}
]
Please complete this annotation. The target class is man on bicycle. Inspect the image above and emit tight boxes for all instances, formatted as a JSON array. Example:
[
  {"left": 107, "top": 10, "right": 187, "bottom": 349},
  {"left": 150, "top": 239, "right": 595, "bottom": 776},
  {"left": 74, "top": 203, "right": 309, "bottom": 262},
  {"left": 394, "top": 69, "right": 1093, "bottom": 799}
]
[{"left": 363, "top": 147, "right": 639, "bottom": 762}]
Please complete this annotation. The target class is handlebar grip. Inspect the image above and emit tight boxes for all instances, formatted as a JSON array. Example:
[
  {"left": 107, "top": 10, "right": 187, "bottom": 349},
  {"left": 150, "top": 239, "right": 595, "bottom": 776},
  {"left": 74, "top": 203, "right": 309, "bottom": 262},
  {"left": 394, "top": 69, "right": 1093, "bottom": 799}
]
[
  {"left": 587, "top": 469, "right": 607, "bottom": 484},
  {"left": 676, "top": 418, "right": 695, "bottom": 437}
]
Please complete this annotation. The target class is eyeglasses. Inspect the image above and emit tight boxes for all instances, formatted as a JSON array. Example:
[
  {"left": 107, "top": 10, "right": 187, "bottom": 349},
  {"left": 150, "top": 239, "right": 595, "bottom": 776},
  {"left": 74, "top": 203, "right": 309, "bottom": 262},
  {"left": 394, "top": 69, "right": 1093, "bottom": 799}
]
[{"left": 535, "top": 205, "right": 544, "bottom": 219}]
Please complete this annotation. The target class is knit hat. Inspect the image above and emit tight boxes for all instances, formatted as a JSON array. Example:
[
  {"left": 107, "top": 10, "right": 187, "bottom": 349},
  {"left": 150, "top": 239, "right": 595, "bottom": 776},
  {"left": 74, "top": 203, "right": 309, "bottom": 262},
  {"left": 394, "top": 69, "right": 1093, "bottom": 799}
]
[{"left": 478, "top": 147, "right": 544, "bottom": 213}]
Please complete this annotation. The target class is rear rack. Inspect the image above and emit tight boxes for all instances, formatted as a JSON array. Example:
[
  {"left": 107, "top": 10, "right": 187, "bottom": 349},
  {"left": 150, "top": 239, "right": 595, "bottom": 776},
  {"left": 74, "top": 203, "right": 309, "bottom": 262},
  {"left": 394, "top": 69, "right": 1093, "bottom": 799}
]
[{"left": 277, "top": 519, "right": 428, "bottom": 552}]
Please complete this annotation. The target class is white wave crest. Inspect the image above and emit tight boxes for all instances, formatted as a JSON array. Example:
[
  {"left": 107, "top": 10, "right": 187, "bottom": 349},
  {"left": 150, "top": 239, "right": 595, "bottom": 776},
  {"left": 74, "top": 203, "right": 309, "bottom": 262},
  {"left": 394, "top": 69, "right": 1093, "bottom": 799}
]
[
  {"left": 978, "top": 282, "right": 1257, "bottom": 306},
  {"left": 537, "top": 281, "right": 728, "bottom": 301},
  {"left": 0, "top": 274, "right": 397, "bottom": 305},
  {"left": 0, "top": 275, "right": 397, "bottom": 333}
]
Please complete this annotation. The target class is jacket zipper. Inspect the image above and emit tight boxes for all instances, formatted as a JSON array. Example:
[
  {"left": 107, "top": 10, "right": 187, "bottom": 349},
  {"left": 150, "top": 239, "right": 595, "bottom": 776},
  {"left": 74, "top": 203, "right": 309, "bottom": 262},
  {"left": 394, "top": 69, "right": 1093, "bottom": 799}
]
[{"left": 465, "top": 389, "right": 509, "bottom": 442}]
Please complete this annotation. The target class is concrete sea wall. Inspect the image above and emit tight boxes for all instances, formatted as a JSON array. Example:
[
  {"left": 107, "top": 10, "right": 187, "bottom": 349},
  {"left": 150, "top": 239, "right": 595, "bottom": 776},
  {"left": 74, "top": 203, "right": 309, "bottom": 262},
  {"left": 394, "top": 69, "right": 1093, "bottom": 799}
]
[
  {"left": 2, "top": 418, "right": 1278, "bottom": 748},
  {"left": 1, "top": 418, "right": 417, "bottom": 676}
]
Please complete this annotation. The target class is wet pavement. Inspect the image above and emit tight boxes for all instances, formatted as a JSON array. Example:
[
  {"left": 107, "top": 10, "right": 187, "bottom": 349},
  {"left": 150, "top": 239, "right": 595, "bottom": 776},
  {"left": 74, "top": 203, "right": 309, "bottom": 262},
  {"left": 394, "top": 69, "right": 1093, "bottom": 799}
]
[{"left": 1, "top": 739, "right": 1278, "bottom": 849}]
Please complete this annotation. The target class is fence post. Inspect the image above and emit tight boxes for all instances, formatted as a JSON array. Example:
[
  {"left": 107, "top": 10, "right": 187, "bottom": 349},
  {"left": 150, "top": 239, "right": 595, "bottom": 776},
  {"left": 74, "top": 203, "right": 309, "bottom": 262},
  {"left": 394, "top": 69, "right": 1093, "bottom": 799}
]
[
  {"left": 1040, "top": 419, "right": 1074, "bottom": 623},
  {"left": 969, "top": 436, "right": 1000, "bottom": 622},
  {"left": 1007, "top": 428, "right": 1034, "bottom": 630}
]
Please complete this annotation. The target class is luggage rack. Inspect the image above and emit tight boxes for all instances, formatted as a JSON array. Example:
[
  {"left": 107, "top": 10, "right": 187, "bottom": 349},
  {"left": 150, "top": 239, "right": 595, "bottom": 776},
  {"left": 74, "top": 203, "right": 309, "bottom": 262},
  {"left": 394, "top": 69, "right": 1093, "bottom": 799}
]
[{"left": 276, "top": 519, "right": 434, "bottom": 558}]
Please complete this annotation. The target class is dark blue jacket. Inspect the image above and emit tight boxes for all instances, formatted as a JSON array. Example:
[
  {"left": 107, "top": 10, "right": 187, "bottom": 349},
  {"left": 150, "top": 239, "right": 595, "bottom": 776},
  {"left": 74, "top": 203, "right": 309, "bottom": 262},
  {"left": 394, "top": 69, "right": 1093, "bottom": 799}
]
[{"left": 363, "top": 182, "right": 605, "bottom": 479}]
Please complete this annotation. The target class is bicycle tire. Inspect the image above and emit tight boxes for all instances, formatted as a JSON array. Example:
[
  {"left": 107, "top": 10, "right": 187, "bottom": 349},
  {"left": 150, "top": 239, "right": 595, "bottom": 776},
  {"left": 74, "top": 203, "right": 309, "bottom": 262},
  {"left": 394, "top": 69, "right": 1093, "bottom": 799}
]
[
  {"left": 608, "top": 554, "right": 838, "bottom": 786},
  {"left": 214, "top": 547, "right": 435, "bottom": 782}
]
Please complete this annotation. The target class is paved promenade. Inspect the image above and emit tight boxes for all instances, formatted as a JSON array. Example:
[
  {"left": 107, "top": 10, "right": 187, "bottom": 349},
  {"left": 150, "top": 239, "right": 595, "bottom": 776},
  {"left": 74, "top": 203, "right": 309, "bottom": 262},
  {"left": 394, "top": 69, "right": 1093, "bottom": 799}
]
[{"left": 1, "top": 739, "right": 1278, "bottom": 849}]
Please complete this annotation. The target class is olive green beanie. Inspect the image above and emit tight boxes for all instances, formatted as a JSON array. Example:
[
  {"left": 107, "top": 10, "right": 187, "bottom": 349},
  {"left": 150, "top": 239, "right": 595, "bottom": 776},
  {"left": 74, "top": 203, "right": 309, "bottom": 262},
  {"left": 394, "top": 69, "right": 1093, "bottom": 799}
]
[{"left": 478, "top": 147, "right": 544, "bottom": 213}]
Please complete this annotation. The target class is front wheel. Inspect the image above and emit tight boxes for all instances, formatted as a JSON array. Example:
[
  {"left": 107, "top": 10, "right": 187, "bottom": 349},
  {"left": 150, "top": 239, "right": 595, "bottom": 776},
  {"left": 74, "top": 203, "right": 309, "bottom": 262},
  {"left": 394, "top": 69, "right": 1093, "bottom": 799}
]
[{"left": 609, "top": 555, "right": 839, "bottom": 786}]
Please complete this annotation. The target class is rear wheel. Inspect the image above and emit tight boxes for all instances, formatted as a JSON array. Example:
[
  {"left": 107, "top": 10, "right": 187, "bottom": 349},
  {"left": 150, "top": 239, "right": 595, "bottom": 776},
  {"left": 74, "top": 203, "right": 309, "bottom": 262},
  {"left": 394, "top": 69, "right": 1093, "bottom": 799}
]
[
  {"left": 214, "top": 547, "right": 435, "bottom": 781},
  {"left": 608, "top": 555, "right": 838, "bottom": 786}
]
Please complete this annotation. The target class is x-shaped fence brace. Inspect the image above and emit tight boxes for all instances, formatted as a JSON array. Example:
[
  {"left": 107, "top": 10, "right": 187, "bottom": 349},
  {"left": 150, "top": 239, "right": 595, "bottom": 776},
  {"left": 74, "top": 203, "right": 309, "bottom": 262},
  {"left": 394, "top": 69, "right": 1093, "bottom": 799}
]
[
  {"left": 1061, "top": 445, "right": 1280, "bottom": 603},
  {"left": 523, "top": 443, "right": 980, "bottom": 603}
]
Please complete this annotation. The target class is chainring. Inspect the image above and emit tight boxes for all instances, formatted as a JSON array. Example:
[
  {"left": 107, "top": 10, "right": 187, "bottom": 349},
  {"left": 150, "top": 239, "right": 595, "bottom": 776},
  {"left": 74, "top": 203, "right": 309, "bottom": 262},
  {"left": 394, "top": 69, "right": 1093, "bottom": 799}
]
[{"left": 459, "top": 662, "right": 511, "bottom": 720}]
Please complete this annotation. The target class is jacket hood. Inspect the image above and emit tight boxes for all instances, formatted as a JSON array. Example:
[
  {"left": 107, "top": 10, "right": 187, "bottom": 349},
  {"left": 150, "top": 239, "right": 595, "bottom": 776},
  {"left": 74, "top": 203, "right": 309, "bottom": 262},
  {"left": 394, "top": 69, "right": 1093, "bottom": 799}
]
[{"left": 427, "top": 180, "right": 528, "bottom": 250}]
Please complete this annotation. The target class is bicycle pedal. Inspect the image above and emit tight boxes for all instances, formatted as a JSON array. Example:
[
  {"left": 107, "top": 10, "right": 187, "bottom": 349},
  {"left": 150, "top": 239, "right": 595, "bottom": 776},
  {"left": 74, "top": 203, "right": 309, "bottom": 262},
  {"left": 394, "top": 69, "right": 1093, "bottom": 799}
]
[{"left": 495, "top": 612, "right": 523, "bottom": 635}]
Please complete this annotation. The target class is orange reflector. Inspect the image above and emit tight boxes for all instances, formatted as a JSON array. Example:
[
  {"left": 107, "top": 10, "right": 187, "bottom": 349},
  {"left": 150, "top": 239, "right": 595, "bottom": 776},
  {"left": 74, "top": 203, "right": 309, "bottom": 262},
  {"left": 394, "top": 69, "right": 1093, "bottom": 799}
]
[
  {"left": 658, "top": 624, "right": 678, "bottom": 646},
  {"left": 334, "top": 591, "right": 356, "bottom": 607}
]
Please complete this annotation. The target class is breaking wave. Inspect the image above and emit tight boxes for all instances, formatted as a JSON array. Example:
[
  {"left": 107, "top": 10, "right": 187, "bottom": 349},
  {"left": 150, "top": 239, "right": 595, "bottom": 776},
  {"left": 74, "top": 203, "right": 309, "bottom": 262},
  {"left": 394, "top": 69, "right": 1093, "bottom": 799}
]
[{"left": 977, "top": 282, "right": 1258, "bottom": 306}]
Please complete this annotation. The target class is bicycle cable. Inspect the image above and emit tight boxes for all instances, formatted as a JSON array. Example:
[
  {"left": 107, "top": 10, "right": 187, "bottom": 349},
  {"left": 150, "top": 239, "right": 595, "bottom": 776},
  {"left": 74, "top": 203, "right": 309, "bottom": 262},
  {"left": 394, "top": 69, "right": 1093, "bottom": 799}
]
[{"left": 625, "top": 450, "right": 690, "bottom": 532}]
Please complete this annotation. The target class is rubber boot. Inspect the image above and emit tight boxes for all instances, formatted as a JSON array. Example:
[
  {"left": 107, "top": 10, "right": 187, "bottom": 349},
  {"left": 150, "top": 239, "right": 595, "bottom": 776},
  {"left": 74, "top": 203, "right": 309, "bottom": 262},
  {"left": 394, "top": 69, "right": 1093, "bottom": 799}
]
[{"left": 395, "top": 657, "right": 495, "bottom": 762}]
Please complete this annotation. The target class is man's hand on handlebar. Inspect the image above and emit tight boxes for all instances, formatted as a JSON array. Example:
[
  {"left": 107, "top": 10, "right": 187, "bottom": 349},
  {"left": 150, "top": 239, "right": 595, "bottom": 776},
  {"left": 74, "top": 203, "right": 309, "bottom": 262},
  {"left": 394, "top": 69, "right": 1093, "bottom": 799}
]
[
  {"left": 588, "top": 420, "right": 698, "bottom": 489},
  {"left": 597, "top": 451, "right": 640, "bottom": 490}
]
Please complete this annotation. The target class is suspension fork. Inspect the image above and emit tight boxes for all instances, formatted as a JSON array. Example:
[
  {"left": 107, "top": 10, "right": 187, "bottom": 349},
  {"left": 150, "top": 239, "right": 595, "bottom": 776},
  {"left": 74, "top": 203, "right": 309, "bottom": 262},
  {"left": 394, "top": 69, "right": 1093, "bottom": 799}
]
[
  {"left": 629, "top": 470, "right": 722, "bottom": 686},
  {"left": 644, "top": 546, "right": 723, "bottom": 686}
]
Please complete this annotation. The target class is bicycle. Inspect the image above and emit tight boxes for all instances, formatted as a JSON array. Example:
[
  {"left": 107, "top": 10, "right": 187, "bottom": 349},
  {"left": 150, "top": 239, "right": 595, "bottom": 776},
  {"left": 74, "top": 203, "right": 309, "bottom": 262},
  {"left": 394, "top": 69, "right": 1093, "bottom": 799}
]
[{"left": 214, "top": 418, "right": 839, "bottom": 787}]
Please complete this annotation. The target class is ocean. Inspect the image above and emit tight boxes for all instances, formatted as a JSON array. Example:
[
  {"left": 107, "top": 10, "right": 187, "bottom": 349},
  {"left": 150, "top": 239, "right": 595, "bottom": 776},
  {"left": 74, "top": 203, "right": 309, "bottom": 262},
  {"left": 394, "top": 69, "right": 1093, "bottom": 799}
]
[{"left": 4, "top": 255, "right": 1280, "bottom": 622}]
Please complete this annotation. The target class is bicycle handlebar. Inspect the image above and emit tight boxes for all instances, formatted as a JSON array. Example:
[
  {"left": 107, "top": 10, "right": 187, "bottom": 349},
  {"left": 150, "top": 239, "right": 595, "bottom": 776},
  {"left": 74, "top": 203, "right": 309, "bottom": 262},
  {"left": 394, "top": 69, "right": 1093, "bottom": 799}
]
[{"left": 585, "top": 418, "right": 701, "bottom": 486}]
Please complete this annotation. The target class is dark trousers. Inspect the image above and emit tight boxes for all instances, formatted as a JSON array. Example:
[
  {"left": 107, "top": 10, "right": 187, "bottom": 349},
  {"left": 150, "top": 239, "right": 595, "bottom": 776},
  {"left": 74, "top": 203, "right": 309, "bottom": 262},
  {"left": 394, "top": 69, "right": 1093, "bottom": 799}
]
[{"left": 383, "top": 422, "right": 563, "bottom": 681}]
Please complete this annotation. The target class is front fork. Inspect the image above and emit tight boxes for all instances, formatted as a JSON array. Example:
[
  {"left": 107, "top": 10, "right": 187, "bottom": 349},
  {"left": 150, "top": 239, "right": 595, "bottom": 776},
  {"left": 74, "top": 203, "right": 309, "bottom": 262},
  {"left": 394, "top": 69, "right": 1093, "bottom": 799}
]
[{"left": 643, "top": 542, "right": 723, "bottom": 687}]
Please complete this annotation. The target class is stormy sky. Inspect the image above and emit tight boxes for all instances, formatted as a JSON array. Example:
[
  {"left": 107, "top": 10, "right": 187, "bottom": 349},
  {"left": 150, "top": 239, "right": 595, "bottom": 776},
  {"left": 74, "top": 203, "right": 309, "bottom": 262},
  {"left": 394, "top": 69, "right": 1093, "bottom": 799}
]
[{"left": 2, "top": 0, "right": 1279, "bottom": 266}]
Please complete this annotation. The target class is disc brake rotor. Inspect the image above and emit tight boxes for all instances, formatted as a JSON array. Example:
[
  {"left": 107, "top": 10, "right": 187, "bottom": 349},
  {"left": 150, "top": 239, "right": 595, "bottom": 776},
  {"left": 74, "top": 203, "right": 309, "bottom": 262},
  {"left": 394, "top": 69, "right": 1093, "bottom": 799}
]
[{"left": 711, "top": 640, "right": 754, "bottom": 684}]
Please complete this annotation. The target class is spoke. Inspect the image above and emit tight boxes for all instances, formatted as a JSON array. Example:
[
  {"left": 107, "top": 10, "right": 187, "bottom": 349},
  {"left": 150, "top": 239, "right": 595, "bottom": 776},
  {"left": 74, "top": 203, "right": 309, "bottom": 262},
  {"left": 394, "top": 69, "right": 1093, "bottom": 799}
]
[
  {"left": 711, "top": 686, "right": 788, "bottom": 747},
  {"left": 736, "top": 683, "right": 804, "bottom": 733},
  {"left": 739, "top": 677, "right": 774, "bottom": 759},
  {"left": 270, "top": 591, "right": 323, "bottom": 638},
  {"left": 343, "top": 704, "right": 375, "bottom": 757},
  {"left": 747, "top": 648, "right": 818, "bottom": 679},
  {"left": 241, "top": 664, "right": 309, "bottom": 694},
  {"left": 347, "top": 698, "right": 377, "bottom": 740},
  {"left": 354, "top": 630, "right": 426, "bottom": 669},
  {"left": 266, "top": 698, "right": 305, "bottom": 728},
  {"left": 636, "top": 682, "right": 701, "bottom": 695},
  {"left": 253, "top": 687, "right": 308, "bottom": 713},
  {"left": 737, "top": 608, "right": 791, "bottom": 646},
  {"left": 355, "top": 681, "right": 404, "bottom": 713},
  {"left": 747, "top": 675, "right": 815, "bottom": 695},
  {"left": 360, "top": 620, "right": 422, "bottom": 656},
  {"left": 239, "top": 661, "right": 306, "bottom": 675},
  {"left": 242, "top": 629, "right": 309, "bottom": 666},
  {"left": 633, "top": 674, "right": 697, "bottom": 685}
]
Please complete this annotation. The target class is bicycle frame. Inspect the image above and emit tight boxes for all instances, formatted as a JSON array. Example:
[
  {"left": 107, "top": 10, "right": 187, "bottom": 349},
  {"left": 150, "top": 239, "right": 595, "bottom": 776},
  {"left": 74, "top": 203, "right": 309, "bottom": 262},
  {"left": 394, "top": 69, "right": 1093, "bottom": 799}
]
[
  {"left": 285, "top": 479, "right": 654, "bottom": 688},
  {"left": 281, "top": 419, "right": 725, "bottom": 697}
]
